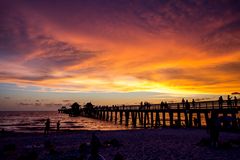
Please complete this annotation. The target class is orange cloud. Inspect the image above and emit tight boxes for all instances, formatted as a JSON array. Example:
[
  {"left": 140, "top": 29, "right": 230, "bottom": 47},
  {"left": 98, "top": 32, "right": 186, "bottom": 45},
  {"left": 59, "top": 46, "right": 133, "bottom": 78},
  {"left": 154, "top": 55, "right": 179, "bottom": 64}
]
[{"left": 0, "top": 0, "right": 239, "bottom": 97}]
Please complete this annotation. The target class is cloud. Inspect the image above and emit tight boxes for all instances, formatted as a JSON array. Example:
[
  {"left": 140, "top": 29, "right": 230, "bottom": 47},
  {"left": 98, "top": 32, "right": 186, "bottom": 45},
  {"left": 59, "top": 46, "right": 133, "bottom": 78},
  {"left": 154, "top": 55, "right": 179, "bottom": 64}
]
[
  {"left": 23, "top": 36, "right": 97, "bottom": 70},
  {"left": 201, "top": 19, "right": 240, "bottom": 54},
  {"left": 213, "top": 61, "right": 240, "bottom": 74},
  {"left": 0, "top": 13, "right": 98, "bottom": 83},
  {"left": 18, "top": 102, "right": 33, "bottom": 106},
  {"left": 44, "top": 103, "right": 62, "bottom": 107},
  {"left": 35, "top": 103, "right": 41, "bottom": 106},
  {"left": 62, "top": 100, "right": 72, "bottom": 103},
  {"left": 0, "top": 0, "right": 239, "bottom": 96}
]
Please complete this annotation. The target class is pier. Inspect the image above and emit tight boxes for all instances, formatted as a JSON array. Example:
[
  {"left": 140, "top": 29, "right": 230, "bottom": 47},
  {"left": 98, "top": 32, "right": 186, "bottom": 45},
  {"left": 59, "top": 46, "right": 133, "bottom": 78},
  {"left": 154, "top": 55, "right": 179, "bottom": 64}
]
[{"left": 59, "top": 100, "right": 240, "bottom": 129}]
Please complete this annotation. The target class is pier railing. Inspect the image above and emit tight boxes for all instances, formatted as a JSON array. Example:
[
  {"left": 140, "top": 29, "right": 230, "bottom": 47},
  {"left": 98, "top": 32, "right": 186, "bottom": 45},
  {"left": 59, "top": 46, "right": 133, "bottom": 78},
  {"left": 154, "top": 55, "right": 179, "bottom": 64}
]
[
  {"left": 93, "top": 100, "right": 239, "bottom": 111},
  {"left": 59, "top": 99, "right": 240, "bottom": 130}
]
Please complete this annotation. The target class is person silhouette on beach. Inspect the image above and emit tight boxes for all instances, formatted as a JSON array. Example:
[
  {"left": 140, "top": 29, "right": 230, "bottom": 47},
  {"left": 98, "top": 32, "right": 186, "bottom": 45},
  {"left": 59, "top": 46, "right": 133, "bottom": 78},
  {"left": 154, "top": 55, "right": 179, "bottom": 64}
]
[
  {"left": 237, "top": 118, "right": 240, "bottom": 129},
  {"left": 113, "top": 153, "right": 124, "bottom": 160},
  {"left": 57, "top": 121, "right": 60, "bottom": 131},
  {"left": 218, "top": 96, "right": 223, "bottom": 109},
  {"left": 182, "top": 98, "right": 185, "bottom": 108},
  {"left": 44, "top": 118, "right": 50, "bottom": 135},
  {"left": 88, "top": 133, "right": 104, "bottom": 160}
]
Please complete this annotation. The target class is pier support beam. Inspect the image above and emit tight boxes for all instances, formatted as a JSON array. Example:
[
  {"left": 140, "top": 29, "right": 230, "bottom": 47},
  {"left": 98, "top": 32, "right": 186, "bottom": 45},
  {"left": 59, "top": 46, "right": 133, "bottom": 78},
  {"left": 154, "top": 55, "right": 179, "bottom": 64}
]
[
  {"left": 125, "top": 111, "right": 129, "bottom": 126},
  {"left": 115, "top": 111, "right": 118, "bottom": 124},
  {"left": 144, "top": 111, "right": 148, "bottom": 128},
  {"left": 110, "top": 111, "right": 113, "bottom": 121},
  {"left": 151, "top": 112, "right": 154, "bottom": 128},
  {"left": 169, "top": 112, "right": 173, "bottom": 127},
  {"left": 131, "top": 112, "right": 137, "bottom": 128},
  {"left": 162, "top": 111, "right": 166, "bottom": 127},
  {"left": 106, "top": 111, "right": 109, "bottom": 121},
  {"left": 120, "top": 111, "right": 123, "bottom": 124},
  {"left": 102, "top": 111, "right": 105, "bottom": 121},
  {"left": 189, "top": 112, "right": 193, "bottom": 127},
  {"left": 155, "top": 111, "right": 160, "bottom": 127},
  {"left": 138, "top": 112, "right": 143, "bottom": 125},
  {"left": 198, "top": 112, "right": 202, "bottom": 128},
  {"left": 184, "top": 111, "right": 189, "bottom": 127}
]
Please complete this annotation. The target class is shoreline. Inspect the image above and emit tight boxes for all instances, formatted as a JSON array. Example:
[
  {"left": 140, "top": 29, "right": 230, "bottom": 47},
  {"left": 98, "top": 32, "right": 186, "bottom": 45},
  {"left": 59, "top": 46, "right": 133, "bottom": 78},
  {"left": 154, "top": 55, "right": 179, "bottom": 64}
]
[{"left": 1, "top": 128, "right": 240, "bottom": 160}]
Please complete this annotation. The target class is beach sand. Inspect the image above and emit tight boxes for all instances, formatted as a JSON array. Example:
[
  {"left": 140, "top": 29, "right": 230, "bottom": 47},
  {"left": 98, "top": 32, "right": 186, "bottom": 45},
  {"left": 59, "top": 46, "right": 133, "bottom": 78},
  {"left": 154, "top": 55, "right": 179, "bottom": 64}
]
[{"left": 0, "top": 128, "right": 240, "bottom": 160}]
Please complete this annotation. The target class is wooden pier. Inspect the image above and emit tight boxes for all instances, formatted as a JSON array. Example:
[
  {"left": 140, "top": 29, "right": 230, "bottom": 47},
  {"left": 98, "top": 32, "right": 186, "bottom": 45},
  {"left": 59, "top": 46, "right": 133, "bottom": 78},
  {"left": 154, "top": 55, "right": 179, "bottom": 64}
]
[{"left": 60, "top": 100, "right": 240, "bottom": 129}]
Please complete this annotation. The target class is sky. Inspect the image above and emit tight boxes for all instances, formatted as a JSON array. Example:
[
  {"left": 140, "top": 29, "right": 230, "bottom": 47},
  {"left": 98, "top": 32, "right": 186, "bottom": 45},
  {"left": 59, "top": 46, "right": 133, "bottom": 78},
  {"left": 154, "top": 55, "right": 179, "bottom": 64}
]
[{"left": 0, "top": 0, "right": 240, "bottom": 110}]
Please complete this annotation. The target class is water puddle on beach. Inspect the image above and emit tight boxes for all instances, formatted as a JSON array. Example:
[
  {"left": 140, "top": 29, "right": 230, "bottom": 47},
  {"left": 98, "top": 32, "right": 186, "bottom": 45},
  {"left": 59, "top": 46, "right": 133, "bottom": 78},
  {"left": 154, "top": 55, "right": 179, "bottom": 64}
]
[{"left": 0, "top": 111, "right": 127, "bottom": 133}]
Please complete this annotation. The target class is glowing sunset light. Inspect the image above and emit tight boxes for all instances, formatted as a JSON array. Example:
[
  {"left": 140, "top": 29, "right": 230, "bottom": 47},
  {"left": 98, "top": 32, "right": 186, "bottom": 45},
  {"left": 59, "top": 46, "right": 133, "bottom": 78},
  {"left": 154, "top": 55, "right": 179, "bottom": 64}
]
[{"left": 0, "top": 0, "right": 239, "bottom": 110}]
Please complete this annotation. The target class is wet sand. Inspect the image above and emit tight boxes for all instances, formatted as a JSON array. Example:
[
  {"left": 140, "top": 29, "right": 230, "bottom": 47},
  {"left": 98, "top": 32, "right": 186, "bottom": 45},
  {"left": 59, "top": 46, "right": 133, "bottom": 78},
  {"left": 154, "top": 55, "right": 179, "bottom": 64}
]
[{"left": 0, "top": 128, "right": 240, "bottom": 160}]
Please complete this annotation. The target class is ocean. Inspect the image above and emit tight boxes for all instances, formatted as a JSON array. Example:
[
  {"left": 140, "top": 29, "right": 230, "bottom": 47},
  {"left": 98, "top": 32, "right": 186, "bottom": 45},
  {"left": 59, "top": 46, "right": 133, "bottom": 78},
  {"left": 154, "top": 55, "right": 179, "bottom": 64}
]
[
  {"left": 1, "top": 110, "right": 238, "bottom": 133},
  {"left": 0, "top": 111, "right": 127, "bottom": 133}
]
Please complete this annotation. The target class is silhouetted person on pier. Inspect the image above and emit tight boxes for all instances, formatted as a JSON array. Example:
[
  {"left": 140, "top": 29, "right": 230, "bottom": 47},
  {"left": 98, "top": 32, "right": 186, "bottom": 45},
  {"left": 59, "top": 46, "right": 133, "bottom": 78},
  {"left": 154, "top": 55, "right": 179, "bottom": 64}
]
[
  {"left": 227, "top": 95, "right": 232, "bottom": 108},
  {"left": 192, "top": 99, "right": 195, "bottom": 108},
  {"left": 146, "top": 102, "right": 151, "bottom": 110},
  {"left": 139, "top": 101, "right": 143, "bottom": 110},
  {"left": 182, "top": 98, "right": 185, "bottom": 108},
  {"left": 218, "top": 96, "right": 223, "bottom": 109},
  {"left": 185, "top": 100, "right": 190, "bottom": 110},
  {"left": 164, "top": 102, "right": 169, "bottom": 109},
  {"left": 144, "top": 102, "right": 150, "bottom": 110},
  {"left": 234, "top": 96, "right": 238, "bottom": 107},
  {"left": 57, "top": 121, "right": 60, "bottom": 131},
  {"left": 44, "top": 118, "right": 50, "bottom": 135},
  {"left": 160, "top": 101, "right": 164, "bottom": 109},
  {"left": 208, "top": 111, "right": 220, "bottom": 147}
]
